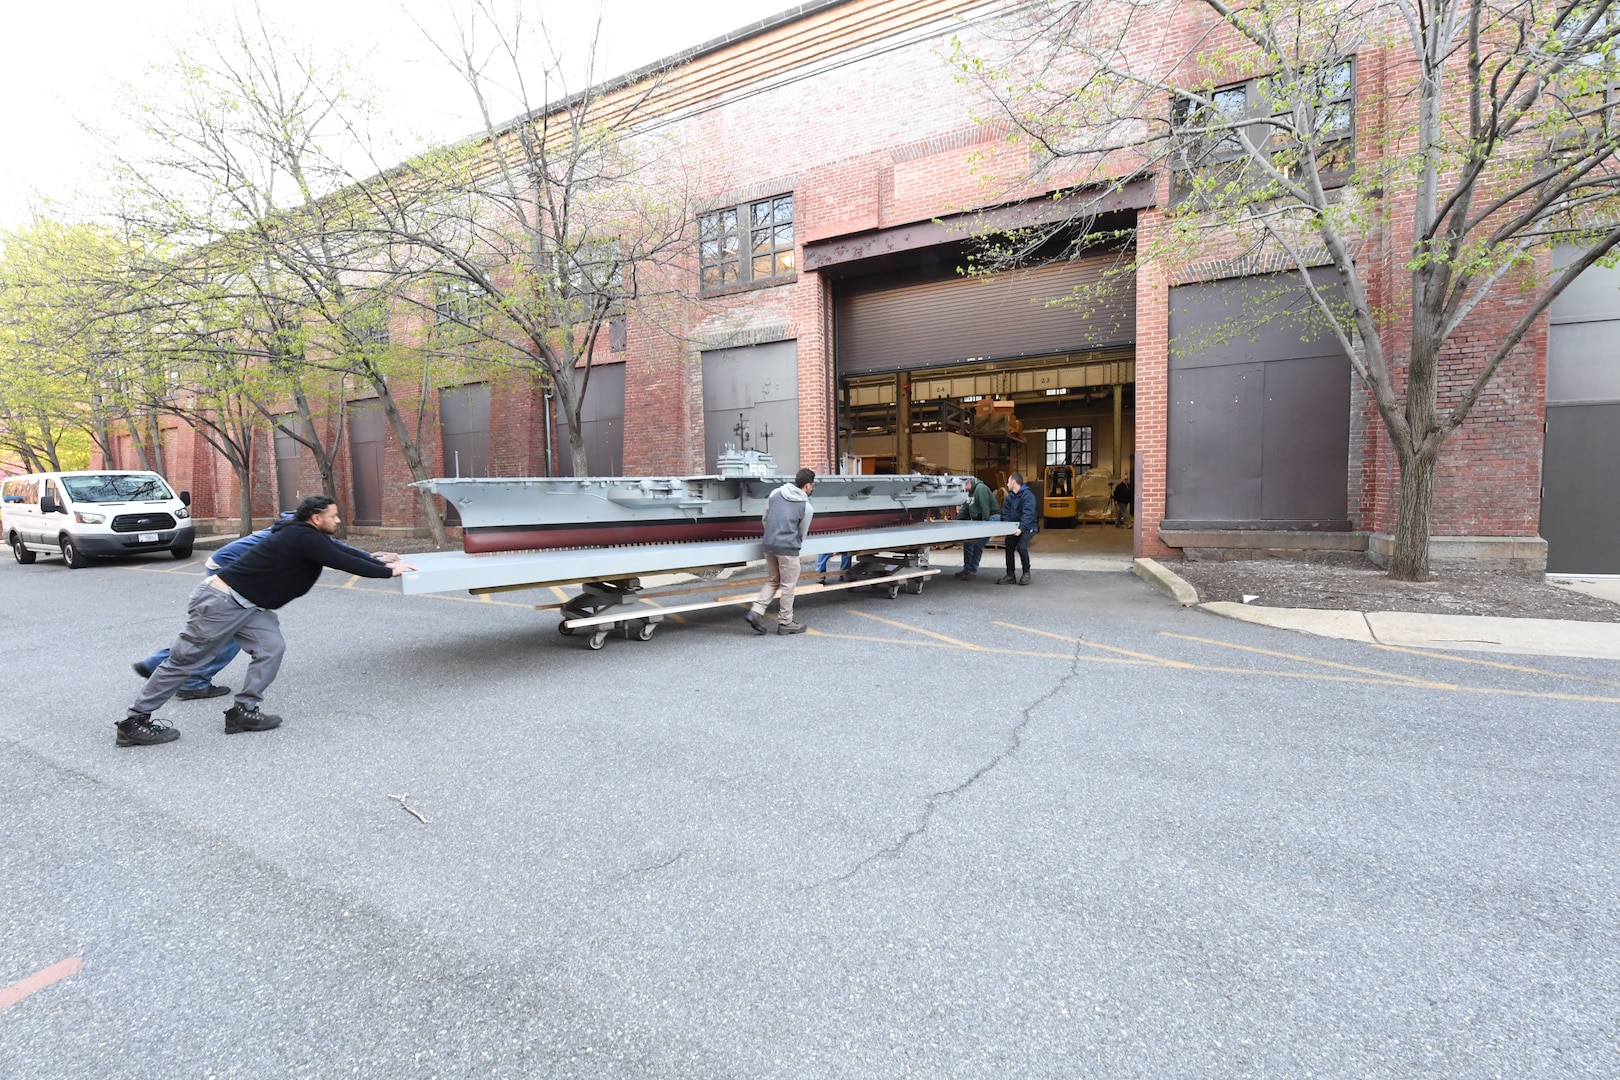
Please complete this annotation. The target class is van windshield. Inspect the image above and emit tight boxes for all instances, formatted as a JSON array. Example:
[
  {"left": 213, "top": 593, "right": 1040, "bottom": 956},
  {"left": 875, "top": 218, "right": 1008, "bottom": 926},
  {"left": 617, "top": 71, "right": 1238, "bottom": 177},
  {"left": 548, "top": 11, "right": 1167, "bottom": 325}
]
[{"left": 60, "top": 474, "right": 175, "bottom": 504}]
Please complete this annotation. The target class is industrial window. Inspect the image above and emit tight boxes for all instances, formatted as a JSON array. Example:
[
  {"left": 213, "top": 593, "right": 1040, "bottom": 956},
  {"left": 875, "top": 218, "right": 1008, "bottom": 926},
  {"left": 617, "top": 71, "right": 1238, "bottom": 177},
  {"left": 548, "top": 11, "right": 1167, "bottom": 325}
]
[
  {"left": 1170, "top": 61, "right": 1354, "bottom": 204},
  {"left": 699, "top": 194, "right": 794, "bottom": 293},
  {"left": 1046, "top": 426, "right": 1093, "bottom": 467},
  {"left": 433, "top": 279, "right": 487, "bottom": 331}
]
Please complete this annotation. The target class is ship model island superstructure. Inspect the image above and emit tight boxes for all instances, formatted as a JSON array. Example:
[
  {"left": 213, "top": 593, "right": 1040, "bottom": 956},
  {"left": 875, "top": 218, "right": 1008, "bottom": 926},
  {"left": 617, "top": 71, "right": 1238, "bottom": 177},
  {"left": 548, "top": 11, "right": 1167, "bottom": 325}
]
[{"left": 415, "top": 449, "right": 970, "bottom": 554}]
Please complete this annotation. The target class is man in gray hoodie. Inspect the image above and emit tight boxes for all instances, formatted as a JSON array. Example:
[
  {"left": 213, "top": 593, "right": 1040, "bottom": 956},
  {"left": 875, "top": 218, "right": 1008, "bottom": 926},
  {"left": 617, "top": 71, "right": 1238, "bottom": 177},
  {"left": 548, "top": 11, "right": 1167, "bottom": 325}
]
[{"left": 746, "top": 468, "right": 815, "bottom": 635}]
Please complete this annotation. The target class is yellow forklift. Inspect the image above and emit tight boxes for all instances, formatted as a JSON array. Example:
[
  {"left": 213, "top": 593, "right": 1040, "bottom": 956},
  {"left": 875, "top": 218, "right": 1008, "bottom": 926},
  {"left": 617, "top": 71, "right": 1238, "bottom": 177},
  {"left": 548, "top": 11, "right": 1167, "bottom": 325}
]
[{"left": 1042, "top": 464, "right": 1078, "bottom": 529}]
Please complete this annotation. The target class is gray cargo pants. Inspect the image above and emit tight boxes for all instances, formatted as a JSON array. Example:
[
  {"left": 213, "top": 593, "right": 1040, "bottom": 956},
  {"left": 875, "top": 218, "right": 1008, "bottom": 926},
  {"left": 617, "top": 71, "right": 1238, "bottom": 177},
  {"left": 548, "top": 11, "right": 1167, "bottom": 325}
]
[{"left": 129, "top": 577, "right": 284, "bottom": 716}]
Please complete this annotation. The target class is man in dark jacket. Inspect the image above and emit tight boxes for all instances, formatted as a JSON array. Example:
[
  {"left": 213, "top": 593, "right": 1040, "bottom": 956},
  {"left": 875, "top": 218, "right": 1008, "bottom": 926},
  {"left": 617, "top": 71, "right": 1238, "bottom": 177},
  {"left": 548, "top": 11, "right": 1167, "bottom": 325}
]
[
  {"left": 955, "top": 475, "right": 998, "bottom": 580},
  {"left": 998, "top": 472, "right": 1038, "bottom": 586},
  {"left": 1112, "top": 475, "right": 1134, "bottom": 528},
  {"left": 115, "top": 495, "right": 414, "bottom": 747},
  {"left": 746, "top": 468, "right": 815, "bottom": 635}
]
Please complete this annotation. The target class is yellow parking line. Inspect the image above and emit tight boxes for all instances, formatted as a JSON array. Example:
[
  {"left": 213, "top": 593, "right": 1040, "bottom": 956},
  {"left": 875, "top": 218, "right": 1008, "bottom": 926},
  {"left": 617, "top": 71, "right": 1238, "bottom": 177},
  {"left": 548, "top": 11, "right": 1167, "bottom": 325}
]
[
  {"left": 1159, "top": 632, "right": 1452, "bottom": 689},
  {"left": 550, "top": 585, "right": 570, "bottom": 602},
  {"left": 805, "top": 628, "right": 1144, "bottom": 664},
  {"left": 994, "top": 621, "right": 1199, "bottom": 669},
  {"left": 1367, "top": 642, "right": 1620, "bottom": 690},
  {"left": 636, "top": 596, "right": 689, "bottom": 625},
  {"left": 849, "top": 610, "right": 987, "bottom": 651}
]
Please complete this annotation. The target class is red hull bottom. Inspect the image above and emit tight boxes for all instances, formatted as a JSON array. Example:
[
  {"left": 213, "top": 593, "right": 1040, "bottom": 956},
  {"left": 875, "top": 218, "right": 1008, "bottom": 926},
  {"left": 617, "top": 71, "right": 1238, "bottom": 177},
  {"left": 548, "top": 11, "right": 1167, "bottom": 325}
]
[{"left": 462, "top": 509, "right": 931, "bottom": 554}]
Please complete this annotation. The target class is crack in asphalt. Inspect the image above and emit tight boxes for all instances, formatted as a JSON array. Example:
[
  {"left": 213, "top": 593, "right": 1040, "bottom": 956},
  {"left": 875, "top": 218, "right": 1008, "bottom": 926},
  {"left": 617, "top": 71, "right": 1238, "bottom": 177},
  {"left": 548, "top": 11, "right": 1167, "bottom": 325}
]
[{"left": 808, "top": 637, "right": 1086, "bottom": 889}]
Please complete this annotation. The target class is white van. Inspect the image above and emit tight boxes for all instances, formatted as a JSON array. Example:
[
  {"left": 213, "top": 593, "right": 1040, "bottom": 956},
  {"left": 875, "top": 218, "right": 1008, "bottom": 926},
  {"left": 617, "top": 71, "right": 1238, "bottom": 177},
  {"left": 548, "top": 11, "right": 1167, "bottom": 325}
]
[{"left": 2, "top": 470, "right": 195, "bottom": 568}]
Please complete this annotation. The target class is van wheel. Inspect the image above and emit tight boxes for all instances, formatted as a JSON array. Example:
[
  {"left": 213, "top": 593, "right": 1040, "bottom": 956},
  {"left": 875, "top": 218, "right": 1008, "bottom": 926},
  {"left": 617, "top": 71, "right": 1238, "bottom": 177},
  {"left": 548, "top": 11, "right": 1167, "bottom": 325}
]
[
  {"left": 10, "top": 534, "right": 35, "bottom": 565},
  {"left": 60, "top": 537, "right": 90, "bottom": 569},
  {"left": 171, "top": 542, "right": 193, "bottom": 560}
]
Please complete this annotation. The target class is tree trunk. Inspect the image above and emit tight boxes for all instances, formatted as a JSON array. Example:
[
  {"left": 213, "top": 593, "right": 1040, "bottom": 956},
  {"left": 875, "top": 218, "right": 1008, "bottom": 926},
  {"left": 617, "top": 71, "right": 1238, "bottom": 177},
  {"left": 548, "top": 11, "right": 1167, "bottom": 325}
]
[
  {"left": 235, "top": 443, "right": 255, "bottom": 538},
  {"left": 1388, "top": 449, "right": 1437, "bottom": 581},
  {"left": 369, "top": 376, "right": 449, "bottom": 548}
]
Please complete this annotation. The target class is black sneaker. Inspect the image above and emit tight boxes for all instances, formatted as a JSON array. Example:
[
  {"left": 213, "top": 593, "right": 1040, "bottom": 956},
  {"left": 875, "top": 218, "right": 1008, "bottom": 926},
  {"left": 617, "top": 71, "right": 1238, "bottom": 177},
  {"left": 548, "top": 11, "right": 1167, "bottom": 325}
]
[
  {"left": 997, "top": 574, "right": 1017, "bottom": 584},
  {"left": 1019, "top": 571, "right": 1031, "bottom": 586},
  {"left": 116, "top": 713, "right": 179, "bottom": 747},
  {"left": 223, "top": 704, "right": 283, "bottom": 734},
  {"left": 132, "top": 661, "right": 154, "bottom": 679},
  {"left": 744, "top": 610, "right": 768, "bottom": 635},
  {"left": 954, "top": 570, "right": 976, "bottom": 580},
  {"left": 176, "top": 684, "right": 231, "bottom": 701},
  {"left": 777, "top": 620, "right": 807, "bottom": 635}
]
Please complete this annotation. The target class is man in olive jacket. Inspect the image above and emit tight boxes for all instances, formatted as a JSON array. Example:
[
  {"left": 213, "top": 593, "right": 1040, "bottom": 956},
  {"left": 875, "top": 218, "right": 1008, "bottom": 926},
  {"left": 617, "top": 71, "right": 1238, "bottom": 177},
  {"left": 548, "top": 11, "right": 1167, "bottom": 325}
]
[
  {"left": 746, "top": 468, "right": 815, "bottom": 635},
  {"left": 955, "top": 475, "right": 998, "bottom": 580}
]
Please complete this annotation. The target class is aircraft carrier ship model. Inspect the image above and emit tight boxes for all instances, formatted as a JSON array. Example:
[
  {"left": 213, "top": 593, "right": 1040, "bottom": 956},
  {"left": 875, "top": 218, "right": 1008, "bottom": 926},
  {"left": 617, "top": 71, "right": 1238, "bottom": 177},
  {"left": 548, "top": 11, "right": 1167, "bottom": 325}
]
[{"left": 416, "top": 448, "right": 968, "bottom": 553}]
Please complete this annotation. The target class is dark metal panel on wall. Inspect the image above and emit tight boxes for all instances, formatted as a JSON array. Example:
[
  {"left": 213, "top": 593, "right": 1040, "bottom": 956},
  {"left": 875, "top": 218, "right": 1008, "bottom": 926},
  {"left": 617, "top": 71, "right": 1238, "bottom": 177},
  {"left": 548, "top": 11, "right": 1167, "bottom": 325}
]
[
  {"left": 1544, "top": 248, "right": 1620, "bottom": 572},
  {"left": 273, "top": 425, "right": 302, "bottom": 514},
  {"left": 439, "top": 384, "right": 491, "bottom": 525},
  {"left": 552, "top": 363, "right": 626, "bottom": 477},
  {"left": 1543, "top": 403, "right": 1620, "bottom": 573},
  {"left": 1165, "top": 269, "right": 1351, "bottom": 529},
  {"left": 1166, "top": 363, "right": 1265, "bottom": 520},
  {"left": 346, "top": 403, "right": 386, "bottom": 527},
  {"left": 702, "top": 340, "right": 799, "bottom": 472},
  {"left": 834, "top": 256, "right": 1134, "bottom": 376}
]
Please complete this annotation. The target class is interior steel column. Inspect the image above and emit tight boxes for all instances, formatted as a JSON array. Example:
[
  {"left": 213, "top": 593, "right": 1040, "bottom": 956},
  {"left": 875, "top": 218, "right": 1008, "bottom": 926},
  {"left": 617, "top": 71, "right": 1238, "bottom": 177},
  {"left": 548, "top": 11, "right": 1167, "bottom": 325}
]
[
  {"left": 897, "top": 372, "right": 911, "bottom": 472},
  {"left": 1112, "top": 382, "right": 1123, "bottom": 477}
]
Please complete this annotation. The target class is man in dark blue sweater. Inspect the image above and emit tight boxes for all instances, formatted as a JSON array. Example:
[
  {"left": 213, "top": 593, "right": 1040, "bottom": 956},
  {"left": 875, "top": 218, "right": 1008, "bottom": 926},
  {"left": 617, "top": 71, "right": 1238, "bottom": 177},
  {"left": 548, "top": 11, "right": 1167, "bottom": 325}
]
[{"left": 117, "top": 495, "right": 415, "bottom": 747}]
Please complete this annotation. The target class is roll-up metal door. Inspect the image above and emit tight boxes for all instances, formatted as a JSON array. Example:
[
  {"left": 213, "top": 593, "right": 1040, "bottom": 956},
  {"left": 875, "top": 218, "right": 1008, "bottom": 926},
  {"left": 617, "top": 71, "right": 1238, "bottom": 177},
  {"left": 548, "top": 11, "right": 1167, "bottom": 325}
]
[
  {"left": 273, "top": 423, "right": 302, "bottom": 513},
  {"left": 702, "top": 341, "right": 799, "bottom": 473},
  {"left": 1165, "top": 269, "right": 1352, "bottom": 529},
  {"left": 834, "top": 255, "right": 1133, "bottom": 376},
  {"left": 439, "top": 384, "right": 491, "bottom": 526},
  {"left": 1544, "top": 247, "right": 1620, "bottom": 573},
  {"left": 552, "top": 363, "right": 625, "bottom": 477},
  {"left": 347, "top": 402, "right": 386, "bottom": 527}
]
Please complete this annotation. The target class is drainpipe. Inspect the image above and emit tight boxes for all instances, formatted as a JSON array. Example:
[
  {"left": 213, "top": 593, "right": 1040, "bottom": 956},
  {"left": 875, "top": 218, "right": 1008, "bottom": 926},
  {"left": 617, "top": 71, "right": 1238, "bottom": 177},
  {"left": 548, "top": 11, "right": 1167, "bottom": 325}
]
[{"left": 543, "top": 389, "right": 554, "bottom": 477}]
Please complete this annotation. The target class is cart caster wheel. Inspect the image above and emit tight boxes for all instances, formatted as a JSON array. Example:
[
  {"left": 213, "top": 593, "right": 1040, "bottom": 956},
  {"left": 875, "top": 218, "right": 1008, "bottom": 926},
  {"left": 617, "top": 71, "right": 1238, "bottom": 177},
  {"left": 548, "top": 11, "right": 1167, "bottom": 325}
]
[
  {"left": 886, "top": 584, "right": 900, "bottom": 600},
  {"left": 637, "top": 623, "right": 656, "bottom": 641},
  {"left": 558, "top": 622, "right": 576, "bottom": 635},
  {"left": 907, "top": 577, "right": 925, "bottom": 595},
  {"left": 588, "top": 630, "right": 609, "bottom": 650}
]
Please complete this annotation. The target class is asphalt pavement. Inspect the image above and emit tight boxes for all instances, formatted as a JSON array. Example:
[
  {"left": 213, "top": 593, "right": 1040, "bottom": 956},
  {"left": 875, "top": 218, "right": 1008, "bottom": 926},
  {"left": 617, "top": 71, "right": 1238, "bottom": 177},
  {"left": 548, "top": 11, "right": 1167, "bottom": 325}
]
[{"left": 2, "top": 548, "right": 1617, "bottom": 1078}]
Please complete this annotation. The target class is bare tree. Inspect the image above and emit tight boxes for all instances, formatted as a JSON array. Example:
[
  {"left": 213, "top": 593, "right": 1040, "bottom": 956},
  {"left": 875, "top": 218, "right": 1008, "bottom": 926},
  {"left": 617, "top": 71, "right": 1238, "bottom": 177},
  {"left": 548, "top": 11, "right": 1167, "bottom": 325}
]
[
  {"left": 111, "top": 11, "right": 457, "bottom": 543},
  {"left": 959, "top": 0, "right": 1620, "bottom": 578},
  {"left": 353, "top": 2, "right": 692, "bottom": 477}
]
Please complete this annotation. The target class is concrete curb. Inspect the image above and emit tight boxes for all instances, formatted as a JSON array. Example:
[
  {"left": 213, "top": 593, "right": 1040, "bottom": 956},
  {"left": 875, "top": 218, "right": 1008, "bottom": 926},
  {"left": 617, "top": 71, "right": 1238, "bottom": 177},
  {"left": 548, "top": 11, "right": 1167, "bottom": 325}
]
[
  {"left": 1133, "top": 558, "right": 1200, "bottom": 606},
  {"left": 1200, "top": 600, "right": 1620, "bottom": 661}
]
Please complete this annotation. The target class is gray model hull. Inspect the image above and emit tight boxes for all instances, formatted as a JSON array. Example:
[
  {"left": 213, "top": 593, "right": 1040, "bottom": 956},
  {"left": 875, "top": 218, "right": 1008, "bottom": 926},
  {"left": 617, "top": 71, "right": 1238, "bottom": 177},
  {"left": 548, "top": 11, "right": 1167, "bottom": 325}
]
[{"left": 414, "top": 473, "right": 970, "bottom": 553}]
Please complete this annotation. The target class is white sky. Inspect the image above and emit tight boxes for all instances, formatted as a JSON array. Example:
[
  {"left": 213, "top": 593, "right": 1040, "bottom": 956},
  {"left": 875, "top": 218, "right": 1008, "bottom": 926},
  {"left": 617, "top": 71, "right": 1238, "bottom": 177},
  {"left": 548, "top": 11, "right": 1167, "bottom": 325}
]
[{"left": 0, "top": 0, "right": 794, "bottom": 231}]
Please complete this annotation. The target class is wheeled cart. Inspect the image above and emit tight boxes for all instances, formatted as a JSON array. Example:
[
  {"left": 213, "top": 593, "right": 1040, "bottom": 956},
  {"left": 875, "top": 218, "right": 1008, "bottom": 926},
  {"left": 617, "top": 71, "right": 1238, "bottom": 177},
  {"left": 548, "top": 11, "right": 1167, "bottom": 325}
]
[{"left": 397, "top": 520, "right": 1016, "bottom": 649}]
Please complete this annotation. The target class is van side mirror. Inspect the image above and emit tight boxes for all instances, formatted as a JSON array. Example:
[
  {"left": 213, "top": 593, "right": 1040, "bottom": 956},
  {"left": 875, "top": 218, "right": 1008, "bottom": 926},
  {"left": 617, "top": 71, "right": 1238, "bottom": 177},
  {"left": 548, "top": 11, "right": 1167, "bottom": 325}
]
[
  {"left": 180, "top": 490, "right": 192, "bottom": 507},
  {"left": 41, "top": 496, "right": 61, "bottom": 515}
]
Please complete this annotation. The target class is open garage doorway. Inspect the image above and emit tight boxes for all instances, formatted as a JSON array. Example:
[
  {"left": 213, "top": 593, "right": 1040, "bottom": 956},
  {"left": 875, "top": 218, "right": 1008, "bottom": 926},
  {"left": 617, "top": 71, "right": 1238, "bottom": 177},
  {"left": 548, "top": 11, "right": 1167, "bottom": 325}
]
[{"left": 840, "top": 352, "right": 1136, "bottom": 557}]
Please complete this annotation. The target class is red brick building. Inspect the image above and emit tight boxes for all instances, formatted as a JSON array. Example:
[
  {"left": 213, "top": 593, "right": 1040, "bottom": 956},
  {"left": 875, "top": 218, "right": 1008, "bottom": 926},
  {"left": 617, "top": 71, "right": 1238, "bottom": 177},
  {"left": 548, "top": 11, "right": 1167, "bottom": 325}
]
[{"left": 121, "top": 0, "right": 1617, "bottom": 572}]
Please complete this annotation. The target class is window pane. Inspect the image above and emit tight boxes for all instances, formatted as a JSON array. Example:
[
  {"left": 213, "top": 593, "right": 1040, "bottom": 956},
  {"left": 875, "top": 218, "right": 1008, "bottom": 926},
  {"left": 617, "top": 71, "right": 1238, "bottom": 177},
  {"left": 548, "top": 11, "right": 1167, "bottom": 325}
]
[
  {"left": 753, "top": 228, "right": 773, "bottom": 255},
  {"left": 721, "top": 209, "right": 737, "bottom": 231},
  {"left": 753, "top": 255, "right": 773, "bottom": 278},
  {"left": 776, "top": 251, "right": 794, "bottom": 275},
  {"left": 751, "top": 200, "right": 773, "bottom": 228},
  {"left": 702, "top": 265, "right": 719, "bottom": 287},
  {"left": 722, "top": 234, "right": 739, "bottom": 257},
  {"left": 698, "top": 212, "right": 718, "bottom": 239},
  {"left": 774, "top": 223, "right": 792, "bottom": 248},
  {"left": 775, "top": 196, "right": 793, "bottom": 223}
]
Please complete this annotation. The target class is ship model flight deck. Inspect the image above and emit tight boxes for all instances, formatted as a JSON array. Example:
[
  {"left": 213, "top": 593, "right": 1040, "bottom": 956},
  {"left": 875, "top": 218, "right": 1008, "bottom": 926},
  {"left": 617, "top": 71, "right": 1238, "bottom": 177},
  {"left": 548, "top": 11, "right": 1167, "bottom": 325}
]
[{"left": 398, "top": 450, "right": 1016, "bottom": 649}]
